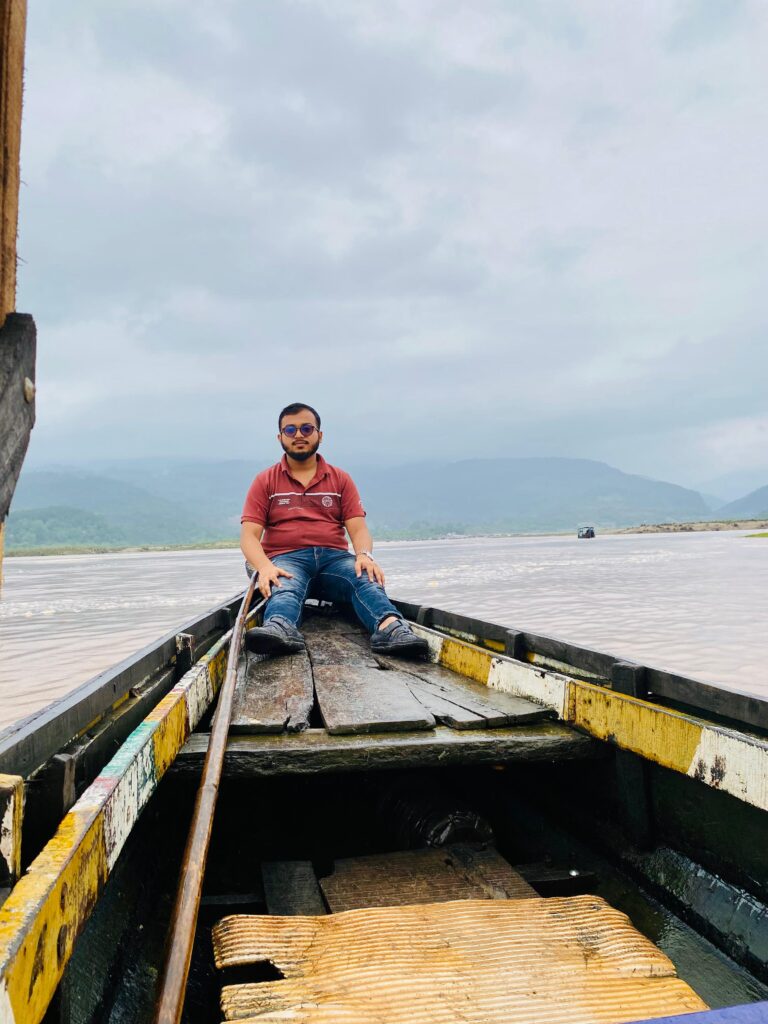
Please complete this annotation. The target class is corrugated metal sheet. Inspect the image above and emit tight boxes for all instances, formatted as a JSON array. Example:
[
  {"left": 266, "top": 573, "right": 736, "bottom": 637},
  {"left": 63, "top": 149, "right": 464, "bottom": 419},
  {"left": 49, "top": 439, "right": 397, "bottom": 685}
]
[{"left": 213, "top": 896, "right": 707, "bottom": 1023}]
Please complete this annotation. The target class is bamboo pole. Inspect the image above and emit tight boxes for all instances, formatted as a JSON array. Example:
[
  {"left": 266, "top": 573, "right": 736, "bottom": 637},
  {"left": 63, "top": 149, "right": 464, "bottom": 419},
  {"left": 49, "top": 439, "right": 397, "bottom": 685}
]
[{"left": 153, "top": 577, "right": 264, "bottom": 1024}]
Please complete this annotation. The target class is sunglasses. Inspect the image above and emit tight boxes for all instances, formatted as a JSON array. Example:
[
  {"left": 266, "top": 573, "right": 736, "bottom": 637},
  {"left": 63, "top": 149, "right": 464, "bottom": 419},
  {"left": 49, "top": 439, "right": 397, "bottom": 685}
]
[{"left": 281, "top": 423, "right": 318, "bottom": 438}]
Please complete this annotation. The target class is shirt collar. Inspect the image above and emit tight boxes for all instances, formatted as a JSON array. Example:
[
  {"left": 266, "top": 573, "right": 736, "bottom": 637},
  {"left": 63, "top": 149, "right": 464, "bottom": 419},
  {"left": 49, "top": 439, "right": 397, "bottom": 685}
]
[{"left": 280, "top": 452, "right": 328, "bottom": 487}]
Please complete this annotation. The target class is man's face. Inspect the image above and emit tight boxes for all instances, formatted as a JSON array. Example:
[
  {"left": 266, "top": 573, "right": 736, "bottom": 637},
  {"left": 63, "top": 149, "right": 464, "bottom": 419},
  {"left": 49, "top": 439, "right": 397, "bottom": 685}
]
[{"left": 278, "top": 410, "right": 322, "bottom": 462}]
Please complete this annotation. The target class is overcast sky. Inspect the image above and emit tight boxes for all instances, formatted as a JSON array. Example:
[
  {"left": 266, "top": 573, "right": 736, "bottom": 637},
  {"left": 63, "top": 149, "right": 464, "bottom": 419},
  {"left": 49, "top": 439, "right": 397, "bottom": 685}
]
[{"left": 17, "top": 0, "right": 768, "bottom": 491}]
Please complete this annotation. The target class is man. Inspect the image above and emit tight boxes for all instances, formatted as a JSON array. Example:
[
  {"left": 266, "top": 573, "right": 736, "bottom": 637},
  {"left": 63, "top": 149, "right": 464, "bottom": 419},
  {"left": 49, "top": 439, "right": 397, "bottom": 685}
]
[{"left": 240, "top": 402, "right": 429, "bottom": 658}]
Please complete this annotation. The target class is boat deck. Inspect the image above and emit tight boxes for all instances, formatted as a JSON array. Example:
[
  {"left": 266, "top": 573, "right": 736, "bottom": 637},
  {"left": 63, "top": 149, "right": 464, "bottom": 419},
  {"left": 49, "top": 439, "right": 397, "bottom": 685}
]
[{"left": 175, "top": 608, "right": 601, "bottom": 775}]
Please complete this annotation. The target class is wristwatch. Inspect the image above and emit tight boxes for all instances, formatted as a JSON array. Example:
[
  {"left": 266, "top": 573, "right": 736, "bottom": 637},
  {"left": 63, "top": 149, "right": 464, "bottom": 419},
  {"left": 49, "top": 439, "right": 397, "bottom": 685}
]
[{"left": 358, "top": 550, "right": 375, "bottom": 560}]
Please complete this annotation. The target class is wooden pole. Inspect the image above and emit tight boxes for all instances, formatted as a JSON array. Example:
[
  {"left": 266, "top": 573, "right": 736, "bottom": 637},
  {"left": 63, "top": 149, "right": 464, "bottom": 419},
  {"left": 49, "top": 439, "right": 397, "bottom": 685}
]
[
  {"left": 0, "top": 0, "right": 31, "bottom": 579},
  {"left": 153, "top": 579, "right": 264, "bottom": 1024}
]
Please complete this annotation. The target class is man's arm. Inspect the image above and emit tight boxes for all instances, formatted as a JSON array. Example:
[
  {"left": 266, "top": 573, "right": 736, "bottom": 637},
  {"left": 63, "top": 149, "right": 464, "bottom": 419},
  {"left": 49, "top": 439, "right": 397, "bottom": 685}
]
[
  {"left": 345, "top": 516, "right": 385, "bottom": 585},
  {"left": 240, "top": 521, "right": 293, "bottom": 600}
]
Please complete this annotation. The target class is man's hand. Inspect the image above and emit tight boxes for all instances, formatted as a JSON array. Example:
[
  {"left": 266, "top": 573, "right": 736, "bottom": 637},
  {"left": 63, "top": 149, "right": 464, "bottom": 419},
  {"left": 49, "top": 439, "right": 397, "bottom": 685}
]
[
  {"left": 255, "top": 561, "right": 293, "bottom": 600},
  {"left": 355, "top": 553, "right": 385, "bottom": 586}
]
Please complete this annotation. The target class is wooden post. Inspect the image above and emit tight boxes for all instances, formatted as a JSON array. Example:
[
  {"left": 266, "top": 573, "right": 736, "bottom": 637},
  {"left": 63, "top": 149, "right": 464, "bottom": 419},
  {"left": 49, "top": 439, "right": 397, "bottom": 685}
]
[
  {"left": 0, "top": 772, "right": 24, "bottom": 888},
  {"left": 611, "top": 661, "right": 654, "bottom": 849},
  {"left": 0, "top": 0, "right": 31, "bottom": 578},
  {"left": 175, "top": 632, "right": 195, "bottom": 679},
  {"left": 505, "top": 629, "right": 526, "bottom": 660}
]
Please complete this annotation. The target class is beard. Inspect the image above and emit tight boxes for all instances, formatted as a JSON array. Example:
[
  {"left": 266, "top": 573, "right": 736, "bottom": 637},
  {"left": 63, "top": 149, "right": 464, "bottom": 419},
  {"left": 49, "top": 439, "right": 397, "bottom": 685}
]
[{"left": 281, "top": 437, "right": 320, "bottom": 462}]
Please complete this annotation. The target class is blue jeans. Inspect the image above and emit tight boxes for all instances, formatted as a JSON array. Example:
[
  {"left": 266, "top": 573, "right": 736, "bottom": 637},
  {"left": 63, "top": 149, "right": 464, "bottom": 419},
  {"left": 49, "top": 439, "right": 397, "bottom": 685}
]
[{"left": 252, "top": 547, "right": 401, "bottom": 635}]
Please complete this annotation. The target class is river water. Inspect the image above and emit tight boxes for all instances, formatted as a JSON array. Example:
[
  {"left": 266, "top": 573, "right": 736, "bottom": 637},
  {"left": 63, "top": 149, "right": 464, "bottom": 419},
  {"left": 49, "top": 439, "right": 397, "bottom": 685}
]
[{"left": 0, "top": 531, "right": 766, "bottom": 731}]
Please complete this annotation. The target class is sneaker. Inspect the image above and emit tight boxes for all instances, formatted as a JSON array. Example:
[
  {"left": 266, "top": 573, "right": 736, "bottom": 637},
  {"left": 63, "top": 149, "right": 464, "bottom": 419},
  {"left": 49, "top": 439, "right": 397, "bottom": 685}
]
[
  {"left": 245, "top": 619, "right": 306, "bottom": 656},
  {"left": 370, "top": 619, "right": 430, "bottom": 659}
]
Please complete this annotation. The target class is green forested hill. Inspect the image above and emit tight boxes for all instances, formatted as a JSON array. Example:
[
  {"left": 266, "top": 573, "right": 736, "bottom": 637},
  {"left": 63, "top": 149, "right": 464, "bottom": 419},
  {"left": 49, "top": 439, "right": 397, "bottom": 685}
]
[
  {"left": 6, "top": 470, "right": 220, "bottom": 549},
  {"left": 6, "top": 457, "right": 716, "bottom": 551}
]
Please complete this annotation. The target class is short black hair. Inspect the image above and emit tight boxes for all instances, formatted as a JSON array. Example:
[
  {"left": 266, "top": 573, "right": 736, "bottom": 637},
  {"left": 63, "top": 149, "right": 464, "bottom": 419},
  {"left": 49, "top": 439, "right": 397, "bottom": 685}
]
[{"left": 278, "top": 403, "right": 321, "bottom": 429}]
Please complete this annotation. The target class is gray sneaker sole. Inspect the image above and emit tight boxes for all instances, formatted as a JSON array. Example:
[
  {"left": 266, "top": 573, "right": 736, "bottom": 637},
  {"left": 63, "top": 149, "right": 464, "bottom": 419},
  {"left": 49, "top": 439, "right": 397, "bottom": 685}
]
[
  {"left": 245, "top": 630, "right": 306, "bottom": 656},
  {"left": 371, "top": 636, "right": 430, "bottom": 660}
]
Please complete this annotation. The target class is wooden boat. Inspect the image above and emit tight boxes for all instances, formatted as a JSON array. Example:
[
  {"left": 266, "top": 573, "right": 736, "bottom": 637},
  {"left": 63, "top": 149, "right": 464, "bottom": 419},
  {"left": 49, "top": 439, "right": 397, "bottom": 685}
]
[{"left": 1, "top": 591, "right": 768, "bottom": 1024}]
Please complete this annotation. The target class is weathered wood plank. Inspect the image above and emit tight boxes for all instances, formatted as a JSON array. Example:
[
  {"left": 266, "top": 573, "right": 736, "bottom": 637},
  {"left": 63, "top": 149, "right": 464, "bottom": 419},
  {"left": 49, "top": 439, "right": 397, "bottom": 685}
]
[
  {"left": 261, "top": 861, "right": 326, "bottom": 916},
  {"left": 0, "top": 313, "right": 35, "bottom": 524},
  {"left": 313, "top": 665, "right": 435, "bottom": 735},
  {"left": 231, "top": 652, "right": 313, "bottom": 734},
  {"left": 174, "top": 724, "right": 604, "bottom": 778},
  {"left": 304, "top": 630, "right": 379, "bottom": 667},
  {"left": 320, "top": 844, "right": 536, "bottom": 912},
  {"left": 403, "top": 678, "right": 488, "bottom": 729},
  {"left": 0, "top": 1, "right": 26, "bottom": 318},
  {"left": 376, "top": 655, "right": 553, "bottom": 728}
]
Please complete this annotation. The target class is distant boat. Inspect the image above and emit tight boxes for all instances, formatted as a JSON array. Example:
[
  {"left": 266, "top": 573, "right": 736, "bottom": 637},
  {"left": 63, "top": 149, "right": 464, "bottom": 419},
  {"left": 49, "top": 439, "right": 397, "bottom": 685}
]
[{"left": 577, "top": 525, "right": 596, "bottom": 538}]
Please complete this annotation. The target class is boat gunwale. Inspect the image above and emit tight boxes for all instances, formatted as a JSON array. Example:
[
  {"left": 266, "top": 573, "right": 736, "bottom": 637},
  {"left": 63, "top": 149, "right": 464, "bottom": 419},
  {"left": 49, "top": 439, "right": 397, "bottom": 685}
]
[
  {"left": 395, "top": 600, "right": 768, "bottom": 735},
  {"left": 0, "top": 592, "right": 244, "bottom": 780}
]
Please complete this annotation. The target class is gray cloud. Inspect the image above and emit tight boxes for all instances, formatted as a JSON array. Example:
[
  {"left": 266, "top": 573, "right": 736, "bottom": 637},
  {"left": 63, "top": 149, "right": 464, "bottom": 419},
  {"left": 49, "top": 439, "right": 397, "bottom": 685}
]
[{"left": 17, "top": 0, "right": 768, "bottom": 488}]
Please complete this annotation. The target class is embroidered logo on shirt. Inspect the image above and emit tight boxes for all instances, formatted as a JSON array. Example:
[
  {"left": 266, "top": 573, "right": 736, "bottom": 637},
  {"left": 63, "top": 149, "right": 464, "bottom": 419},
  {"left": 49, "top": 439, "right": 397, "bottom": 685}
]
[
  {"left": 277, "top": 498, "right": 291, "bottom": 505},
  {"left": 322, "top": 496, "right": 333, "bottom": 507}
]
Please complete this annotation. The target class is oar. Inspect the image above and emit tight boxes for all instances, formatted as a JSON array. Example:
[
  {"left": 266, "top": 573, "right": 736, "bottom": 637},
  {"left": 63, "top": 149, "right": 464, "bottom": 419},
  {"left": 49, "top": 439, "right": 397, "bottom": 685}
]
[{"left": 154, "top": 576, "right": 265, "bottom": 1024}]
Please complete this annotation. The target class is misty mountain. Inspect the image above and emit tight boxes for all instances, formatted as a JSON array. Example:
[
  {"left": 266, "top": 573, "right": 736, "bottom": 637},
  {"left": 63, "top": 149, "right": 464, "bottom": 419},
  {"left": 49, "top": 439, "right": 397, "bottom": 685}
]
[
  {"left": 696, "top": 468, "right": 768, "bottom": 504},
  {"left": 351, "top": 458, "right": 708, "bottom": 534},
  {"left": 716, "top": 484, "right": 768, "bottom": 520},
  {"left": 6, "top": 457, "right": 713, "bottom": 549},
  {"left": 8, "top": 470, "right": 219, "bottom": 547}
]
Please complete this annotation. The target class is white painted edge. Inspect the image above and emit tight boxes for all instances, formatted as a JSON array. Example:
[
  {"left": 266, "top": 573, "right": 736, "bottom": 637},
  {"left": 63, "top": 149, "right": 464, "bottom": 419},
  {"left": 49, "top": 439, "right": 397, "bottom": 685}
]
[
  {"left": 688, "top": 727, "right": 768, "bottom": 813},
  {"left": 100, "top": 743, "right": 157, "bottom": 871},
  {"left": 0, "top": 977, "right": 15, "bottom": 1024},
  {"left": 411, "top": 623, "right": 445, "bottom": 662},
  {"left": 488, "top": 658, "right": 569, "bottom": 719},
  {"left": 0, "top": 792, "right": 15, "bottom": 877}
]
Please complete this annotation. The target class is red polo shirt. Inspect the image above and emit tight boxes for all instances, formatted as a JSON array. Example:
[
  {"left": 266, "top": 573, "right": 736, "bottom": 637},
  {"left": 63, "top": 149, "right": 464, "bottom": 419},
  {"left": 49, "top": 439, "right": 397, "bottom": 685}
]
[{"left": 241, "top": 454, "right": 366, "bottom": 558}]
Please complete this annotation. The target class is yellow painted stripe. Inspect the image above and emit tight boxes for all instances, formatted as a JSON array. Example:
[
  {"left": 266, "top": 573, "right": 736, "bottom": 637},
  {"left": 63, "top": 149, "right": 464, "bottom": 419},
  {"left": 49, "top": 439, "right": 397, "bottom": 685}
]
[
  {"left": 570, "top": 682, "right": 703, "bottom": 776},
  {"left": 0, "top": 809, "right": 107, "bottom": 1024},
  {"left": 148, "top": 690, "right": 190, "bottom": 779},
  {"left": 439, "top": 636, "right": 495, "bottom": 684}
]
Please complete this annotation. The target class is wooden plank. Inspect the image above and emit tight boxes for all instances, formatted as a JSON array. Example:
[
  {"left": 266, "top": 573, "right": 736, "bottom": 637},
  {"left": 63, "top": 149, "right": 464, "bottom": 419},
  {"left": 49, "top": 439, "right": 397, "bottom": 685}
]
[
  {"left": 377, "top": 655, "right": 553, "bottom": 728},
  {"left": 213, "top": 896, "right": 708, "bottom": 1024},
  {"left": 646, "top": 668, "right": 768, "bottom": 731},
  {"left": 313, "top": 665, "right": 435, "bottom": 735},
  {"left": 303, "top": 629, "right": 379, "bottom": 667},
  {"left": 320, "top": 845, "right": 536, "bottom": 912},
  {"left": 231, "top": 652, "right": 313, "bottom": 734},
  {"left": 305, "top": 615, "right": 437, "bottom": 734},
  {"left": 403, "top": 679, "right": 488, "bottom": 729},
  {"left": 174, "top": 724, "right": 605, "bottom": 778},
  {"left": 0, "top": 592, "right": 242, "bottom": 780},
  {"left": 0, "top": 0, "right": 26, "bottom": 320},
  {"left": 0, "top": 313, "right": 35, "bottom": 525},
  {"left": 261, "top": 861, "right": 326, "bottom": 916}
]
